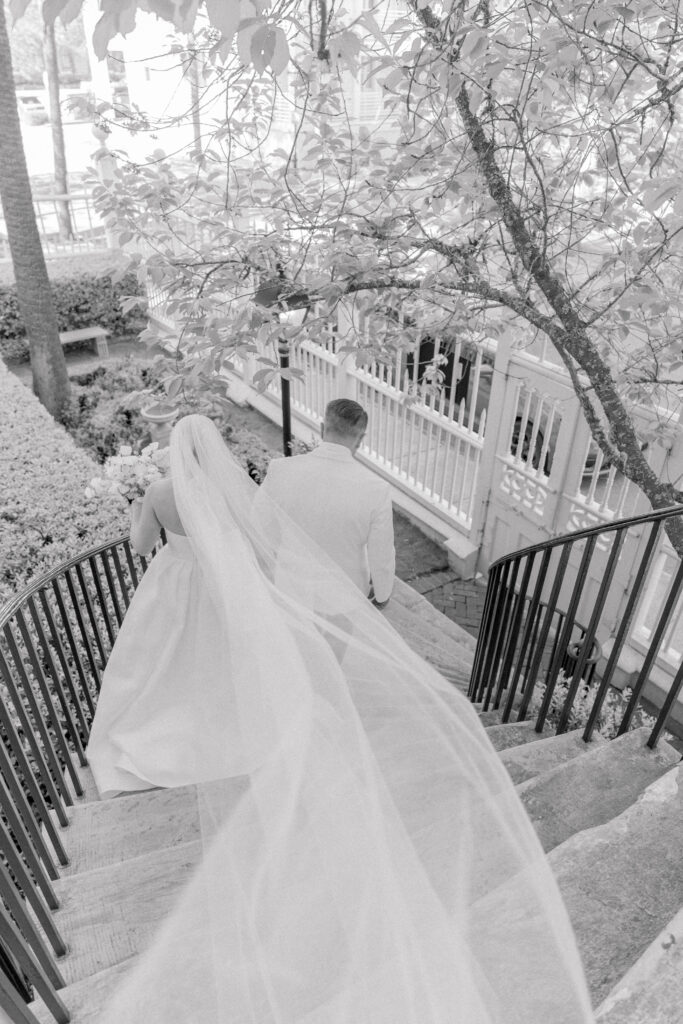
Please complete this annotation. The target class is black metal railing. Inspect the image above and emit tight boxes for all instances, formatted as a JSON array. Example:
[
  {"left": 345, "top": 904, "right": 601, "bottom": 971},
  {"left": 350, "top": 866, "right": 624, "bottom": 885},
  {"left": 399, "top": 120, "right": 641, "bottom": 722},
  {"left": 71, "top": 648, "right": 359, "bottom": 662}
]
[
  {"left": 0, "top": 535, "right": 153, "bottom": 1024},
  {"left": 469, "top": 504, "right": 683, "bottom": 748}
]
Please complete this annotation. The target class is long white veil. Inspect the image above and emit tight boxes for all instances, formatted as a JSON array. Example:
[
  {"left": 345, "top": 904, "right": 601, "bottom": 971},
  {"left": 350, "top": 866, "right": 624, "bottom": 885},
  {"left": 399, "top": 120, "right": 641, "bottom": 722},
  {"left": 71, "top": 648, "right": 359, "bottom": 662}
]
[{"left": 99, "top": 414, "right": 594, "bottom": 1024}]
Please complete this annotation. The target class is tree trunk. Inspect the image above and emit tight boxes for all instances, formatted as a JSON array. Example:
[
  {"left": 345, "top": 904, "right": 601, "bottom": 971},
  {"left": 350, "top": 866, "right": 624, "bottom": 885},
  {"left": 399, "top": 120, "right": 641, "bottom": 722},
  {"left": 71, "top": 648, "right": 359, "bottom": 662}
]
[
  {"left": 0, "top": 3, "right": 70, "bottom": 421},
  {"left": 43, "top": 19, "right": 73, "bottom": 240}
]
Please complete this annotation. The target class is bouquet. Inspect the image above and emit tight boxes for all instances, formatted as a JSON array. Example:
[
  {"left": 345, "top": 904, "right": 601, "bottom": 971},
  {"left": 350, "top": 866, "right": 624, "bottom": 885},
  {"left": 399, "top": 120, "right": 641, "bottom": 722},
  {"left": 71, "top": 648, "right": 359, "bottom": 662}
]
[{"left": 85, "top": 443, "right": 170, "bottom": 504}]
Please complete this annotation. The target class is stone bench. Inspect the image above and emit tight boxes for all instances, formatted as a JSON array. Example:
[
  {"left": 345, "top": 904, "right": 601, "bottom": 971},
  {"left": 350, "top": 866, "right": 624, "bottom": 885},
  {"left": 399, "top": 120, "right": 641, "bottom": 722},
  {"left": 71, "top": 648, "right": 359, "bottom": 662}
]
[{"left": 59, "top": 326, "right": 110, "bottom": 359}]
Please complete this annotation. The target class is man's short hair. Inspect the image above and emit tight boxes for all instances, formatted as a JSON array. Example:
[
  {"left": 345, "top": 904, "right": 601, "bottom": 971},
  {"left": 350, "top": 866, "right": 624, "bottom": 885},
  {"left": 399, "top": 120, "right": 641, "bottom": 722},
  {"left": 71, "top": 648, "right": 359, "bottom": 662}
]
[{"left": 324, "top": 399, "right": 368, "bottom": 437}]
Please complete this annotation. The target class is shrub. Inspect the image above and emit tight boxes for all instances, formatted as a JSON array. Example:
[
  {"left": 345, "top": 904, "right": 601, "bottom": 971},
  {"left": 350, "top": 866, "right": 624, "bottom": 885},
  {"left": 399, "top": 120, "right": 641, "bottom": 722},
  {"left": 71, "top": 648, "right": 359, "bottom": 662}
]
[
  {"left": 62, "top": 355, "right": 297, "bottom": 481},
  {"left": 0, "top": 360, "right": 127, "bottom": 608},
  {"left": 66, "top": 358, "right": 170, "bottom": 463},
  {"left": 0, "top": 272, "right": 147, "bottom": 363},
  {"left": 527, "top": 674, "right": 661, "bottom": 740}
]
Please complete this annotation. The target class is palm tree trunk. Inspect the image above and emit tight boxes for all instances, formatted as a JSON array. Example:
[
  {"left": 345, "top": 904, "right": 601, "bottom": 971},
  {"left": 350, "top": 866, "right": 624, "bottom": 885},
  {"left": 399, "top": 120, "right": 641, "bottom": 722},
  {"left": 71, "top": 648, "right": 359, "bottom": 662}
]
[
  {"left": 43, "top": 19, "right": 73, "bottom": 240},
  {"left": 0, "top": 2, "right": 70, "bottom": 421}
]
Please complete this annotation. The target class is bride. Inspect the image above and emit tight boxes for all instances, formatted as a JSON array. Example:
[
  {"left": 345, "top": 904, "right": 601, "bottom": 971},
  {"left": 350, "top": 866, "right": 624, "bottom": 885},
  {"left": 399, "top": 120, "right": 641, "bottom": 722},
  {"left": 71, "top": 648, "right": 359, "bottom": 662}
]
[{"left": 93, "top": 414, "right": 593, "bottom": 1024}]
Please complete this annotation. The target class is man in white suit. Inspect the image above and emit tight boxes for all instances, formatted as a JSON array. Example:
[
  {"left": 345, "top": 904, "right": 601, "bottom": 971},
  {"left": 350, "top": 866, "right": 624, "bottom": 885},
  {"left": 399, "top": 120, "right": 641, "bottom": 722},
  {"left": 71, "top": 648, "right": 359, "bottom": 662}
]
[{"left": 259, "top": 399, "right": 395, "bottom": 607}]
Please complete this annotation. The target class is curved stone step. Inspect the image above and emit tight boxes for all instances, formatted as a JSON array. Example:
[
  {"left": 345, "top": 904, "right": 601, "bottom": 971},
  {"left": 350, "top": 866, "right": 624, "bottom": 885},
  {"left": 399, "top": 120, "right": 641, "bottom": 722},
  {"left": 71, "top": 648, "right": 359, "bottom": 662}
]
[
  {"left": 499, "top": 729, "right": 607, "bottom": 785},
  {"left": 549, "top": 764, "right": 683, "bottom": 1005},
  {"left": 516, "top": 727, "right": 680, "bottom": 851},
  {"left": 384, "top": 578, "right": 474, "bottom": 691},
  {"left": 472, "top": 765, "right": 683, "bottom": 1006},
  {"left": 57, "top": 782, "right": 204, "bottom": 876},
  {"left": 29, "top": 958, "right": 135, "bottom": 1024},
  {"left": 484, "top": 720, "right": 550, "bottom": 751},
  {"left": 48, "top": 839, "right": 202, "bottom": 986},
  {"left": 594, "top": 904, "right": 683, "bottom": 1024}
]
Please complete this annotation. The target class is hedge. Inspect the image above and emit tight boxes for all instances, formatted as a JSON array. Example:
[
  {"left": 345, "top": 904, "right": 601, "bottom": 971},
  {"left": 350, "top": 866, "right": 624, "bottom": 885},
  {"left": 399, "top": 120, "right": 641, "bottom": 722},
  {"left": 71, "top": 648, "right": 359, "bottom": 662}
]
[
  {"left": 0, "top": 272, "right": 147, "bottom": 363},
  {"left": 0, "top": 359, "right": 127, "bottom": 607}
]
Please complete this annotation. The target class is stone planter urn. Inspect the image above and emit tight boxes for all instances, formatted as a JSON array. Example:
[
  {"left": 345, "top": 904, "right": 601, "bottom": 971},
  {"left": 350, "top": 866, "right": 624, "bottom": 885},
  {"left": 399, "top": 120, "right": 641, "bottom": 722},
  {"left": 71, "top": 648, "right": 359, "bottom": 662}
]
[{"left": 141, "top": 402, "right": 178, "bottom": 449}]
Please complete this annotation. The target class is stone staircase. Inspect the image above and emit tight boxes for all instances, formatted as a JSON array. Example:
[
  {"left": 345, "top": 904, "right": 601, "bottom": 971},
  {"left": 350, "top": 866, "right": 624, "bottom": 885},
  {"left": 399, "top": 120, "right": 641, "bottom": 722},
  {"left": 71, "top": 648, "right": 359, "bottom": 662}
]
[{"left": 24, "top": 582, "right": 683, "bottom": 1023}]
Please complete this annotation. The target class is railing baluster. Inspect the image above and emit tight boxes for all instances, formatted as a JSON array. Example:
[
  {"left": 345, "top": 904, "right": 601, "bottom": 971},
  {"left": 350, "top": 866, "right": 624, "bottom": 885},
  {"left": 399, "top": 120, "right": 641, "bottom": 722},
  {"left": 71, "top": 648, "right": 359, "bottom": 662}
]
[
  {"left": 86, "top": 557, "right": 116, "bottom": 649},
  {"left": 123, "top": 539, "right": 140, "bottom": 589},
  {"left": 15, "top": 607, "right": 83, "bottom": 796},
  {"left": 467, "top": 563, "right": 499, "bottom": 700},
  {"left": 38, "top": 591, "right": 91, "bottom": 757},
  {"left": 491, "top": 557, "right": 523, "bottom": 710},
  {"left": 0, "top": 859, "right": 66, "bottom": 985},
  {"left": 497, "top": 553, "right": 536, "bottom": 722},
  {"left": 0, "top": 902, "right": 69, "bottom": 1024},
  {"left": 648, "top": 660, "right": 683, "bottom": 749},
  {"left": 0, "top": 970, "right": 43, "bottom": 1024},
  {"left": 99, "top": 551, "right": 125, "bottom": 627},
  {"left": 556, "top": 528, "right": 625, "bottom": 735},
  {"left": 480, "top": 561, "right": 515, "bottom": 710},
  {"left": 523, "top": 544, "right": 573, "bottom": 732},
  {"left": 0, "top": 710, "right": 68, "bottom": 866},
  {"left": 543, "top": 535, "right": 597, "bottom": 734},
  {"left": 506, "top": 548, "right": 552, "bottom": 720},
  {"left": 0, "top": 748, "right": 59, "bottom": 894},
  {"left": 73, "top": 564, "right": 107, "bottom": 667},
  {"left": 0, "top": 813, "right": 63, "bottom": 952},
  {"left": 0, "top": 633, "right": 72, "bottom": 817},
  {"left": 62, "top": 571, "right": 102, "bottom": 695},
  {"left": 617, "top": 557, "right": 683, "bottom": 737}
]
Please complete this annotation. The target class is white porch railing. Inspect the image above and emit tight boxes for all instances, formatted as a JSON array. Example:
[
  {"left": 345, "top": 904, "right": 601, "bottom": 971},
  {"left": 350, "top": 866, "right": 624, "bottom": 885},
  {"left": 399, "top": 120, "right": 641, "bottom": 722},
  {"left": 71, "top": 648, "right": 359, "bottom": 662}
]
[{"left": 0, "top": 192, "right": 111, "bottom": 260}]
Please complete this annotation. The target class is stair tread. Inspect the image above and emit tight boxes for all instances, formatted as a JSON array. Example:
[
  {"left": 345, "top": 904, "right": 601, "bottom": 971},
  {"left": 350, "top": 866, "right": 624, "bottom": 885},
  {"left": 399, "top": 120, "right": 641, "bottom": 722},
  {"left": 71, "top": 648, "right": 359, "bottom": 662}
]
[
  {"left": 57, "top": 782, "right": 202, "bottom": 876},
  {"left": 595, "top": 904, "right": 683, "bottom": 1024},
  {"left": 29, "top": 957, "right": 135, "bottom": 1024},
  {"left": 73, "top": 763, "right": 100, "bottom": 804},
  {"left": 484, "top": 720, "right": 549, "bottom": 751},
  {"left": 499, "top": 728, "right": 607, "bottom": 784},
  {"left": 50, "top": 839, "right": 203, "bottom": 986},
  {"left": 548, "top": 763, "right": 683, "bottom": 1005},
  {"left": 385, "top": 579, "right": 474, "bottom": 691},
  {"left": 516, "top": 727, "right": 680, "bottom": 852}
]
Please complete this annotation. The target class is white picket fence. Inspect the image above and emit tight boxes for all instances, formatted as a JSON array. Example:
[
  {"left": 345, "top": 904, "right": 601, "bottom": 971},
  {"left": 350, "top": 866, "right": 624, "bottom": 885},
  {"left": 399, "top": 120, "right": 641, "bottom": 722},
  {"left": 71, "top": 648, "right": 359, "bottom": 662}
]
[{"left": 230, "top": 330, "right": 490, "bottom": 529}]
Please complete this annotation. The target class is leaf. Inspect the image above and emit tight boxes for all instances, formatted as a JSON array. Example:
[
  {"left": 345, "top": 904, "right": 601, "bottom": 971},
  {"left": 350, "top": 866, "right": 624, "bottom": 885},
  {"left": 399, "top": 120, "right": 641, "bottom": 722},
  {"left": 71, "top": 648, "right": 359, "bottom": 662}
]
[
  {"left": 269, "top": 27, "right": 289, "bottom": 76},
  {"left": 9, "top": 0, "right": 32, "bottom": 22},
  {"left": 166, "top": 376, "right": 184, "bottom": 400},
  {"left": 205, "top": 0, "right": 241, "bottom": 41},
  {"left": 92, "top": 11, "right": 122, "bottom": 59},
  {"left": 250, "top": 25, "right": 276, "bottom": 74}
]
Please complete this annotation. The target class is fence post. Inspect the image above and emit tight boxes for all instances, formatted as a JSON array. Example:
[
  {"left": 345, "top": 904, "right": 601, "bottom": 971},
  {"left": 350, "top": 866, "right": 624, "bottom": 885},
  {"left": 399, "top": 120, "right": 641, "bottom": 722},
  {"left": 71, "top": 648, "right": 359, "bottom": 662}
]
[
  {"left": 465, "top": 333, "right": 513, "bottom": 574},
  {"left": 334, "top": 302, "right": 359, "bottom": 401}
]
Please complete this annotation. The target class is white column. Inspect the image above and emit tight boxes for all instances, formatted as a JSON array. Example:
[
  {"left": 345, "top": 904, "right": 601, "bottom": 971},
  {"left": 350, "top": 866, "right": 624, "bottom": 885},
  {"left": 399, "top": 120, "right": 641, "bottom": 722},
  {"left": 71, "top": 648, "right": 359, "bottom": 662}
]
[{"left": 81, "top": 0, "right": 114, "bottom": 104}]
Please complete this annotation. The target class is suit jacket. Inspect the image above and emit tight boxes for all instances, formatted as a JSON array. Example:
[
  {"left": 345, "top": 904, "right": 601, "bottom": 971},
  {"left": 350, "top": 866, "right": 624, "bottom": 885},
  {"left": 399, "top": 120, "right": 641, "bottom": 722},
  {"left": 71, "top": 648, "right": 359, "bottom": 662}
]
[{"left": 259, "top": 442, "right": 396, "bottom": 603}]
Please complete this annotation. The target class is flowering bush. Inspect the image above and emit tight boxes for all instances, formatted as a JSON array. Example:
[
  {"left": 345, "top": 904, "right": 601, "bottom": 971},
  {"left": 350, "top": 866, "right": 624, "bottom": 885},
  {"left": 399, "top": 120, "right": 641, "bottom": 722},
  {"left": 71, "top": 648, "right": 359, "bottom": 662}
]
[
  {"left": 0, "top": 361, "right": 127, "bottom": 607},
  {"left": 86, "top": 443, "right": 170, "bottom": 503},
  {"left": 66, "top": 358, "right": 170, "bottom": 463},
  {"left": 528, "top": 674, "right": 660, "bottom": 740}
]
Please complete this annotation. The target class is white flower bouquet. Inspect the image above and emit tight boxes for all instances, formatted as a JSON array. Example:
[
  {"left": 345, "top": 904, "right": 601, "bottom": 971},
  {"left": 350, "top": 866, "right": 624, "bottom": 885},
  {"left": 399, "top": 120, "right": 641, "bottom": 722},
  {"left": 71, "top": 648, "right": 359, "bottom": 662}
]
[{"left": 85, "top": 443, "right": 170, "bottom": 504}]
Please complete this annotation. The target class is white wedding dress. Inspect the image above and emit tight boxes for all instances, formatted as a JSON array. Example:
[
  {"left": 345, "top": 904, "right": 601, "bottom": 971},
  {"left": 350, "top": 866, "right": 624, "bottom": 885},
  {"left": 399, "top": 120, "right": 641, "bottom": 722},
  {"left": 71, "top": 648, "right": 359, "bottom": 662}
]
[
  {"left": 86, "top": 532, "right": 249, "bottom": 798},
  {"left": 93, "top": 415, "right": 594, "bottom": 1024}
]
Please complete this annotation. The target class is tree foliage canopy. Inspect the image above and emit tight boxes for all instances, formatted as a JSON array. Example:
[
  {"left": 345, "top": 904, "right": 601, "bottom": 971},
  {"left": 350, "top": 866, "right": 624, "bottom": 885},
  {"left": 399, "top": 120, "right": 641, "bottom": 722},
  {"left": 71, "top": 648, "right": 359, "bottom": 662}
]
[{"left": 26, "top": 0, "right": 683, "bottom": 525}]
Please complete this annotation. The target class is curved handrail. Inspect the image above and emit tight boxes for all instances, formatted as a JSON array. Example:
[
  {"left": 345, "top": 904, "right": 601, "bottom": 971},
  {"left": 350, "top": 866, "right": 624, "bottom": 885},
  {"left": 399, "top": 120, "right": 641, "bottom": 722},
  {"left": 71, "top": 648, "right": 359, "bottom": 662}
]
[
  {"left": 487, "top": 503, "right": 683, "bottom": 570},
  {"left": 469, "top": 503, "right": 683, "bottom": 750},
  {"left": 0, "top": 534, "right": 131, "bottom": 623},
  {"left": 0, "top": 533, "right": 154, "bottom": 1024}
]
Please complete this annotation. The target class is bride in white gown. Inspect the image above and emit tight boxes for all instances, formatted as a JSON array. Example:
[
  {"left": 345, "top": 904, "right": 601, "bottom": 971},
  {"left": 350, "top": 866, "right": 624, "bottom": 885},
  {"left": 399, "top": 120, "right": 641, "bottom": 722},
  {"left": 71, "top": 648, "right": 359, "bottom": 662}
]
[{"left": 92, "top": 414, "right": 594, "bottom": 1024}]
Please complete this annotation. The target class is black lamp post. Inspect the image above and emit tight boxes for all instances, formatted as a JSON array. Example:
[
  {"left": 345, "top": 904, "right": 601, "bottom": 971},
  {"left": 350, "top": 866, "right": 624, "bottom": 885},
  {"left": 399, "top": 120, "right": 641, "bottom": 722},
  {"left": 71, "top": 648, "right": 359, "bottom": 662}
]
[{"left": 254, "top": 275, "right": 310, "bottom": 457}]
